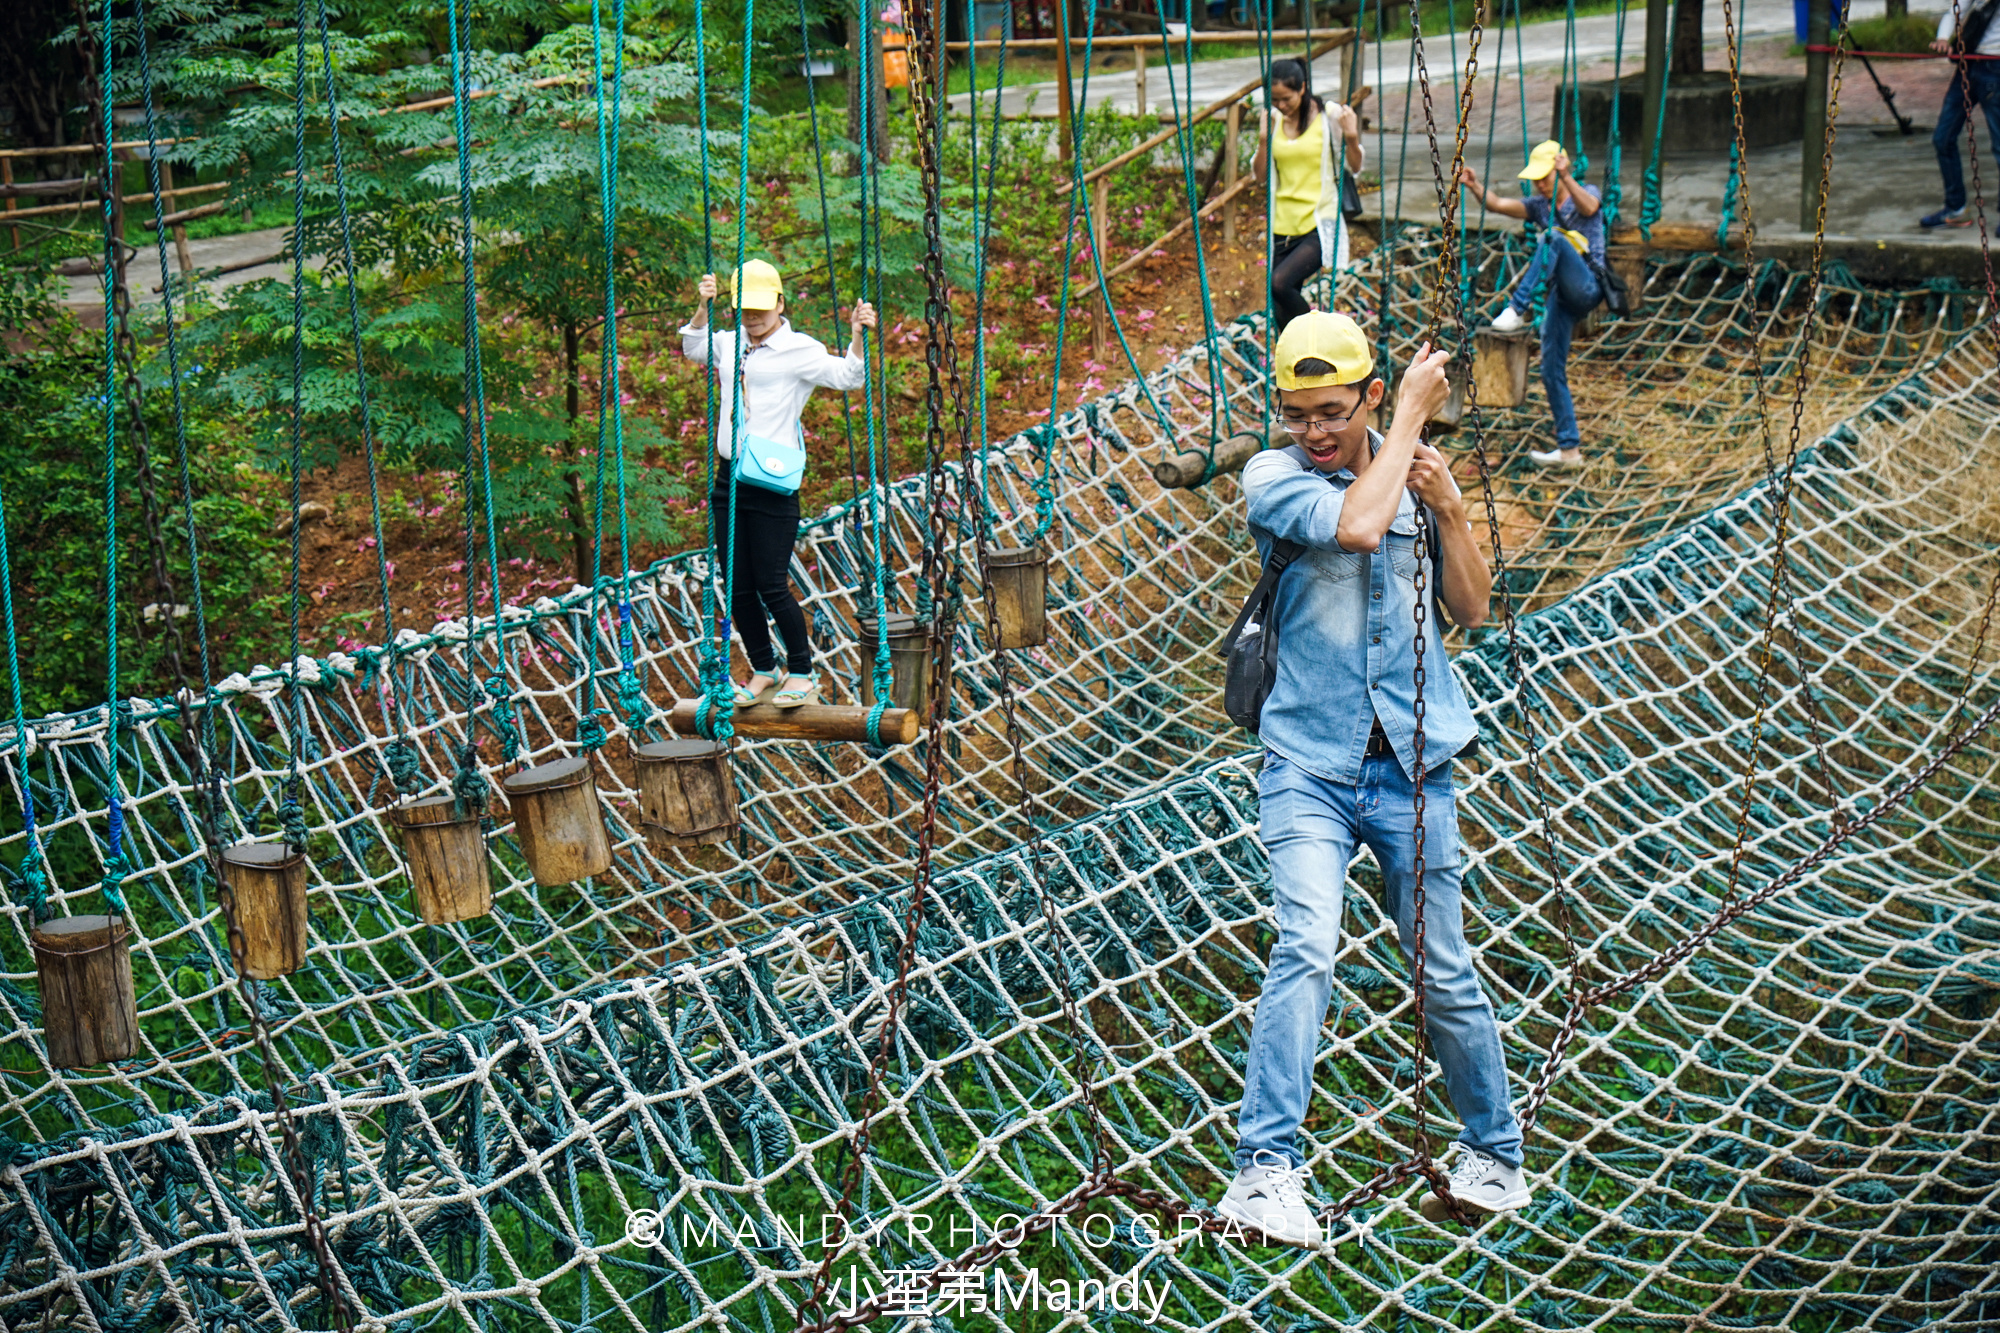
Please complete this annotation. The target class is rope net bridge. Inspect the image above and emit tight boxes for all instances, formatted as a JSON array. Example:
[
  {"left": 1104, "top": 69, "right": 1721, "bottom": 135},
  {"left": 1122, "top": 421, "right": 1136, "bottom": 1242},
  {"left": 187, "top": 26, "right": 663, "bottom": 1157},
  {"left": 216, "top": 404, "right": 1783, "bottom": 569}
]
[{"left": 3, "top": 235, "right": 1999, "bottom": 1331}]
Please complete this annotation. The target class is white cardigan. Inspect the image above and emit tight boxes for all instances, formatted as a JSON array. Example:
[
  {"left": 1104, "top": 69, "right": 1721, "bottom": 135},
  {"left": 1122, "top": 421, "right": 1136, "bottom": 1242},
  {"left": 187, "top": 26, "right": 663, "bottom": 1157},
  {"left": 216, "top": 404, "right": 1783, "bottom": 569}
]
[{"left": 1265, "top": 107, "right": 1351, "bottom": 280}]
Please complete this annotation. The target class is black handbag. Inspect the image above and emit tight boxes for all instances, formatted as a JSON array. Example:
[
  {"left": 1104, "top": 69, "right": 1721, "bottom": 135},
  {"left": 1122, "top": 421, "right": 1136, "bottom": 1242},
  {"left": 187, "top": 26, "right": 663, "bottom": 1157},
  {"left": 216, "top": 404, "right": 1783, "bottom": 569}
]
[
  {"left": 1588, "top": 255, "right": 1631, "bottom": 316},
  {"left": 1340, "top": 168, "right": 1365, "bottom": 222},
  {"left": 1219, "top": 538, "right": 1305, "bottom": 733}
]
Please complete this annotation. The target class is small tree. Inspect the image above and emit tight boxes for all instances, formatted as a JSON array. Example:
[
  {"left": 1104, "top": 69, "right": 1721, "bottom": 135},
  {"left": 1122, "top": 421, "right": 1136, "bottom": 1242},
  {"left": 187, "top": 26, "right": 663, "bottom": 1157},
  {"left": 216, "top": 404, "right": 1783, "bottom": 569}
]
[{"left": 180, "top": 24, "right": 715, "bottom": 582}]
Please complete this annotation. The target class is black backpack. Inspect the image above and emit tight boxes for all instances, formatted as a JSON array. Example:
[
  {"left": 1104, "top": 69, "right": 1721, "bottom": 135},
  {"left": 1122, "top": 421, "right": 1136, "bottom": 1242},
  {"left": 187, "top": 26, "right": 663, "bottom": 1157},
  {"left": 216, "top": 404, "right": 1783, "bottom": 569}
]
[
  {"left": 1957, "top": 0, "right": 2000, "bottom": 53},
  {"left": 1218, "top": 517, "right": 1448, "bottom": 734}
]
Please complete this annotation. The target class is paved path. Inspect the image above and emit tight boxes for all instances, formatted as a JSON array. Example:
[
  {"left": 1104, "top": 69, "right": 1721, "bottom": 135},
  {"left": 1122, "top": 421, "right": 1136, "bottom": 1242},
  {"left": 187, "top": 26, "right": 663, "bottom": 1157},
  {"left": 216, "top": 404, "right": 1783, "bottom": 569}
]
[
  {"left": 61, "top": 225, "right": 305, "bottom": 314},
  {"left": 947, "top": 0, "right": 1887, "bottom": 118}
]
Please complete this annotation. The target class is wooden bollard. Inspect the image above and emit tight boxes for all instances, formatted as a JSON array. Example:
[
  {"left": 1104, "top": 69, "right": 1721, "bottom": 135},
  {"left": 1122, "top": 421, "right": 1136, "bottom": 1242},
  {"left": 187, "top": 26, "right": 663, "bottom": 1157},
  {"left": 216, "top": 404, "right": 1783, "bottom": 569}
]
[
  {"left": 220, "top": 842, "right": 308, "bottom": 979},
  {"left": 634, "top": 739, "right": 740, "bottom": 850},
  {"left": 33, "top": 915, "right": 139, "bottom": 1068},
  {"left": 858, "top": 613, "right": 936, "bottom": 717},
  {"left": 1473, "top": 328, "right": 1531, "bottom": 408},
  {"left": 390, "top": 795, "right": 491, "bottom": 924},
  {"left": 667, "top": 698, "right": 921, "bottom": 745},
  {"left": 502, "top": 757, "right": 614, "bottom": 887},
  {"left": 983, "top": 545, "right": 1048, "bottom": 649},
  {"left": 1606, "top": 242, "right": 1646, "bottom": 313}
]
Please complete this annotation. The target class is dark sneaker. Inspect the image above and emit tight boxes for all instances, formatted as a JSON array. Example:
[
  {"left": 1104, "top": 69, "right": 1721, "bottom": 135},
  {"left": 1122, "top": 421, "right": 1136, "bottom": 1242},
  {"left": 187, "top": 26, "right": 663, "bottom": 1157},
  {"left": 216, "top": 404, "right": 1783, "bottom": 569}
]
[{"left": 1920, "top": 207, "right": 1972, "bottom": 229}]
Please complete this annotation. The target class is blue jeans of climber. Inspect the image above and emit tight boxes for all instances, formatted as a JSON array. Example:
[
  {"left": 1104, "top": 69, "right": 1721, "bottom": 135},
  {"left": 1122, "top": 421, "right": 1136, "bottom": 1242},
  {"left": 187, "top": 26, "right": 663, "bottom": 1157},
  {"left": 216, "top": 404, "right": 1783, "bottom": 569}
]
[
  {"left": 1506, "top": 232, "right": 1601, "bottom": 454},
  {"left": 1234, "top": 747, "right": 1524, "bottom": 1173},
  {"left": 1935, "top": 64, "right": 2000, "bottom": 215}
]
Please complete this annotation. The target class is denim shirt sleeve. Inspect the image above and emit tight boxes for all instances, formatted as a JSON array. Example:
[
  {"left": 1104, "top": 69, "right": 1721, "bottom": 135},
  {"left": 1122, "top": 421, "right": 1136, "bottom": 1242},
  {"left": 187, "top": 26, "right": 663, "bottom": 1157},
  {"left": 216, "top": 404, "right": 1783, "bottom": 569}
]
[{"left": 1242, "top": 449, "right": 1351, "bottom": 552}]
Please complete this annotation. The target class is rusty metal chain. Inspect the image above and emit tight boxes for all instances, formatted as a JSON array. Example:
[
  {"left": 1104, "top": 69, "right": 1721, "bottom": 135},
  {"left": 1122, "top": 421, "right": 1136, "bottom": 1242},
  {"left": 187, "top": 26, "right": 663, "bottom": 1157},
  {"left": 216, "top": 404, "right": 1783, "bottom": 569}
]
[
  {"left": 72, "top": 4, "right": 357, "bottom": 1328},
  {"left": 795, "top": 2, "right": 979, "bottom": 1328},
  {"left": 1715, "top": 1, "right": 1852, "bottom": 911}
]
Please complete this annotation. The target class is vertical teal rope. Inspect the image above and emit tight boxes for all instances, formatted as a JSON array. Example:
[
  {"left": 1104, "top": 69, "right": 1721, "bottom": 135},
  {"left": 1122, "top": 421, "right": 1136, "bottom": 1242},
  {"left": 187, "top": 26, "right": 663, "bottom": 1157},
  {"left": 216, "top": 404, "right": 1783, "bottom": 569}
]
[
  {"left": 856, "top": 0, "right": 895, "bottom": 741},
  {"left": 583, "top": 0, "right": 637, "bottom": 747},
  {"left": 445, "top": 0, "right": 520, "bottom": 801},
  {"left": 312, "top": 0, "right": 420, "bottom": 792},
  {"left": 1603, "top": 0, "right": 1627, "bottom": 222},
  {"left": 0, "top": 486, "right": 49, "bottom": 923},
  {"left": 689, "top": 0, "right": 733, "bottom": 743},
  {"left": 96, "top": 0, "right": 130, "bottom": 916},
  {"left": 283, "top": 0, "right": 311, "bottom": 852},
  {"left": 1640, "top": 0, "right": 1674, "bottom": 239}
]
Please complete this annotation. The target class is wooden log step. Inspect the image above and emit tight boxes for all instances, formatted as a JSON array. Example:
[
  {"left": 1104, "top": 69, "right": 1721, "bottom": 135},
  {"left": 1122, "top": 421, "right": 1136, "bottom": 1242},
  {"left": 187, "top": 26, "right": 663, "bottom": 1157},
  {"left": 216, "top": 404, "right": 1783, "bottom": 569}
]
[{"left": 668, "top": 699, "right": 920, "bottom": 745}]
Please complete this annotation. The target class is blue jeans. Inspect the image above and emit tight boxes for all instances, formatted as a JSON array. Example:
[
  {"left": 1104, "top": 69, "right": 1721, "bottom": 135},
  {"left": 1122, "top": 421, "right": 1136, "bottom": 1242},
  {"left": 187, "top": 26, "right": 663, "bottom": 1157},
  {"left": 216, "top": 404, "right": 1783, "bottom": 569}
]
[
  {"left": 1936, "top": 64, "right": 2000, "bottom": 213},
  {"left": 1507, "top": 233, "right": 1601, "bottom": 453},
  {"left": 1234, "top": 749, "right": 1525, "bottom": 1171}
]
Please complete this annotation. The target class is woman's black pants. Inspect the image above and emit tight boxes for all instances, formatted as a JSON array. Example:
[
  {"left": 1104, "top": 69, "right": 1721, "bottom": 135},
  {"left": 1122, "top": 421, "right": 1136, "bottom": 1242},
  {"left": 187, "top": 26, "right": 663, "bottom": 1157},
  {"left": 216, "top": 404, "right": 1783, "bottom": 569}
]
[
  {"left": 1271, "top": 229, "right": 1324, "bottom": 332},
  {"left": 710, "top": 491, "right": 812, "bottom": 676}
]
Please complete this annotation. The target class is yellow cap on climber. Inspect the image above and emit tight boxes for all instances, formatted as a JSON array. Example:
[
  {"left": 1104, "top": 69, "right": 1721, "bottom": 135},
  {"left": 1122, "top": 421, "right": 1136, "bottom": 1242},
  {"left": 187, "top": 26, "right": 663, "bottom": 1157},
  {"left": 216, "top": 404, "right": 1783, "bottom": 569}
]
[
  {"left": 1519, "top": 140, "right": 1565, "bottom": 180},
  {"left": 1273, "top": 310, "right": 1375, "bottom": 391},
  {"left": 727, "top": 259, "right": 784, "bottom": 310}
]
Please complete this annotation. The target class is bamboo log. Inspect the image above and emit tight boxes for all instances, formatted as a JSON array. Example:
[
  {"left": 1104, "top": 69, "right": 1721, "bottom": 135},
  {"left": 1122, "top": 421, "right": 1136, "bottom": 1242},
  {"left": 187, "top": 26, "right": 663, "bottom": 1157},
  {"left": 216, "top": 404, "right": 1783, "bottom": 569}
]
[
  {"left": 143, "top": 198, "right": 233, "bottom": 229},
  {"left": 668, "top": 699, "right": 921, "bottom": 745},
  {"left": 0, "top": 175, "right": 96, "bottom": 197}
]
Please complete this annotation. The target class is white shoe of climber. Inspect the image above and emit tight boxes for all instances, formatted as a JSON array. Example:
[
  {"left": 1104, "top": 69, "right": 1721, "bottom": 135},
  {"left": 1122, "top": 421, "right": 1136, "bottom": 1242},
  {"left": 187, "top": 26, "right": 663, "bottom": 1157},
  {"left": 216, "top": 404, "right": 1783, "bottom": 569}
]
[
  {"left": 1217, "top": 1150, "right": 1323, "bottom": 1246},
  {"left": 1418, "top": 1147, "right": 1533, "bottom": 1223},
  {"left": 1489, "top": 306, "right": 1527, "bottom": 333}
]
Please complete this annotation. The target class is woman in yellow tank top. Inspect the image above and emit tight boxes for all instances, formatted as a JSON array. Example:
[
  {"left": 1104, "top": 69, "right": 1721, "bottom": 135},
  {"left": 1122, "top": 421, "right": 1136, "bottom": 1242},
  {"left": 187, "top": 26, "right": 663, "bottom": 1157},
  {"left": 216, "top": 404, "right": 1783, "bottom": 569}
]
[{"left": 1251, "top": 58, "right": 1364, "bottom": 331}]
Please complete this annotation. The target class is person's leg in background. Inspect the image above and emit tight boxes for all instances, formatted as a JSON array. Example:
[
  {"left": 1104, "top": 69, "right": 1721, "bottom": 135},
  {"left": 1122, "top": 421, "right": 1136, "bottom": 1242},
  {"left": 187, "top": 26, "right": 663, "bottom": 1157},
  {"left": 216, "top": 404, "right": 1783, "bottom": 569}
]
[
  {"left": 1489, "top": 231, "right": 1553, "bottom": 332},
  {"left": 1529, "top": 240, "right": 1599, "bottom": 466},
  {"left": 1978, "top": 65, "right": 2000, "bottom": 205},
  {"left": 1925, "top": 66, "right": 1974, "bottom": 227},
  {"left": 1270, "top": 230, "right": 1323, "bottom": 332}
]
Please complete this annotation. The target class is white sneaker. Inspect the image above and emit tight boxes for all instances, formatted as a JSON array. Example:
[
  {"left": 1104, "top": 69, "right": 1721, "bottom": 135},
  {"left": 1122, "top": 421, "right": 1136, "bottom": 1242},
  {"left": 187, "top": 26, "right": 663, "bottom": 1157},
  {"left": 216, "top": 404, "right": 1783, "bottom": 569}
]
[
  {"left": 1217, "top": 1150, "right": 1323, "bottom": 1246},
  {"left": 1418, "top": 1147, "right": 1533, "bottom": 1223},
  {"left": 1528, "top": 448, "right": 1584, "bottom": 468},
  {"left": 1488, "top": 306, "right": 1527, "bottom": 333}
]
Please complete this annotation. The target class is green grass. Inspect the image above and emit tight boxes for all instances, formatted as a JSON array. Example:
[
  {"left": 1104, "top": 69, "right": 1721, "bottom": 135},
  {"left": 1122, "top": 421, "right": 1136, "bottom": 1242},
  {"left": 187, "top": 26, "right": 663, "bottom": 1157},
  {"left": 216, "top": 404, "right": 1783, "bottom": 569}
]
[{"left": 1788, "top": 9, "right": 1941, "bottom": 54}]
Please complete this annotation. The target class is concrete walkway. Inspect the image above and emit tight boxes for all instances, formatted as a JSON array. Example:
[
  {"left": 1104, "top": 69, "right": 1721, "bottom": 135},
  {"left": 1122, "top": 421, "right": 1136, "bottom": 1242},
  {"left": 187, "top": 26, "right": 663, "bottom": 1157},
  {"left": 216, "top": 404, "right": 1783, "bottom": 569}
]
[
  {"left": 946, "top": 0, "right": 1888, "bottom": 117},
  {"left": 61, "top": 225, "right": 305, "bottom": 315}
]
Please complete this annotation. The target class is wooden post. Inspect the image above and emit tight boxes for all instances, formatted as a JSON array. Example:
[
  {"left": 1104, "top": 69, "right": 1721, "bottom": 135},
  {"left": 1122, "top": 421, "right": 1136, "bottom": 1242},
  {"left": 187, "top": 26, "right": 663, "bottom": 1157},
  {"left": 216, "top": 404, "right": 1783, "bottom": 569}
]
[
  {"left": 1223, "top": 99, "right": 1242, "bottom": 245},
  {"left": 159, "top": 160, "right": 194, "bottom": 278},
  {"left": 983, "top": 545, "right": 1049, "bottom": 647},
  {"left": 858, "top": 613, "right": 938, "bottom": 717},
  {"left": 3, "top": 158, "right": 17, "bottom": 250},
  {"left": 33, "top": 916, "right": 139, "bottom": 1068},
  {"left": 1640, "top": 0, "right": 1670, "bottom": 217},
  {"left": 634, "top": 739, "right": 740, "bottom": 850},
  {"left": 1133, "top": 46, "right": 1147, "bottom": 115},
  {"left": 1342, "top": 22, "right": 1368, "bottom": 124},
  {"left": 1800, "top": 0, "right": 1830, "bottom": 231},
  {"left": 391, "top": 796, "right": 492, "bottom": 924},
  {"left": 220, "top": 843, "right": 309, "bottom": 979},
  {"left": 1472, "top": 329, "right": 1531, "bottom": 407},
  {"left": 668, "top": 699, "right": 921, "bottom": 744},
  {"left": 1092, "top": 174, "right": 1110, "bottom": 360},
  {"left": 501, "top": 757, "right": 614, "bottom": 886},
  {"left": 1057, "top": 0, "right": 1076, "bottom": 161}
]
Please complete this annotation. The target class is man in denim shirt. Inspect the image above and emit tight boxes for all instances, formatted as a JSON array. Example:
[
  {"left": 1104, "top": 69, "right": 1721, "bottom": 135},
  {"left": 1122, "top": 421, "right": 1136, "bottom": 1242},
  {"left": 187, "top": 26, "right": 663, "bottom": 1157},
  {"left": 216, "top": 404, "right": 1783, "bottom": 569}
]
[{"left": 1214, "top": 312, "right": 1530, "bottom": 1245}]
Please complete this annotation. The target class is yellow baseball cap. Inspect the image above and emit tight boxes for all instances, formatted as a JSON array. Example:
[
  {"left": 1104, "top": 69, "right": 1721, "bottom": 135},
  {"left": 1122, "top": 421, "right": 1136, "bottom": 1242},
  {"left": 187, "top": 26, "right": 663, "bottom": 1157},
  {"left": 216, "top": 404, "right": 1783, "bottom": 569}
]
[
  {"left": 1274, "top": 310, "right": 1375, "bottom": 391},
  {"left": 726, "top": 259, "right": 784, "bottom": 310},
  {"left": 1519, "top": 140, "right": 1564, "bottom": 180}
]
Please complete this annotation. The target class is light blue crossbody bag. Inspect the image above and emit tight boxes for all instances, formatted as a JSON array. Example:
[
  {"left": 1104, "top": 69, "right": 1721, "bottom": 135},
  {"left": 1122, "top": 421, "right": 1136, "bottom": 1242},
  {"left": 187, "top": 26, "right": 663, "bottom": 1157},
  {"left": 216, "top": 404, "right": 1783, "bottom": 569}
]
[{"left": 734, "top": 430, "right": 806, "bottom": 495}]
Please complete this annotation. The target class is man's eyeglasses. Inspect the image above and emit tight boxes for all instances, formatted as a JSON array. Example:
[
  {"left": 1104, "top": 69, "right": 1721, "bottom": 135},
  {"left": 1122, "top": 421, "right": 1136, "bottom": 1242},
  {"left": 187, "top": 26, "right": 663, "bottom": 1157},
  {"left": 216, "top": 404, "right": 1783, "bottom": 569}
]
[{"left": 1278, "top": 401, "right": 1367, "bottom": 436}]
